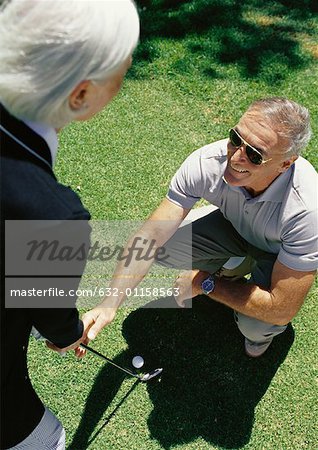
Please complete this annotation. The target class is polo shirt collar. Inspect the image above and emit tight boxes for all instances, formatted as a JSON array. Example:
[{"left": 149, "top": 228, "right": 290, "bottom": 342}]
[
  {"left": 224, "top": 165, "right": 294, "bottom": 203},
  {"left": 255, "top": 166, "right": 294, "bottom": 203}
]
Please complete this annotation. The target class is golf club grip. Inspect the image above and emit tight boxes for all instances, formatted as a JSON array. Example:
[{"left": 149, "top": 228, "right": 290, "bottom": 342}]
[{"left": 80, "top": 343, "right": 138, "bottom": 378}]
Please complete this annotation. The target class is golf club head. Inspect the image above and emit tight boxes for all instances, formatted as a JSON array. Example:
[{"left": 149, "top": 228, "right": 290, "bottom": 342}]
[{"left": 140, "top": 368, "right": 163, "bottom": 382}]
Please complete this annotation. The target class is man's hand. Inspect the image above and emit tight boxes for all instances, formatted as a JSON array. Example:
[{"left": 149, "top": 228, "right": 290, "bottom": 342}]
[
  {"left": 81, "top": 305, "right": 118, "bottom": 341},
  {"left": 173, "top": 270, "right": 208, "bottom": 307}
]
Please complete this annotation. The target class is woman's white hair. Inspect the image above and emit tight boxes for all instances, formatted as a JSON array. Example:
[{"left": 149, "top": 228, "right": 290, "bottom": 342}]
[{"left": 0, "top": 0, "right": 140, "bottom": 128}]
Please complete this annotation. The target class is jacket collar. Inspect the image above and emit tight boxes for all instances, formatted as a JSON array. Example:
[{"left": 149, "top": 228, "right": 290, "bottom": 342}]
[
  {"left": 23, "top": 119, "right": 58, "bottom": 165},
  {"left": 0, "top": 104, "right": 53, "bottom": 168}
]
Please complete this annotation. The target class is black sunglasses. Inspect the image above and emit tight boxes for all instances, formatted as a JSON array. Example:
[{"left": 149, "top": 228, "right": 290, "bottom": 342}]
[{"left": 229, "top": 128, "right": 272, "bottom": 165}]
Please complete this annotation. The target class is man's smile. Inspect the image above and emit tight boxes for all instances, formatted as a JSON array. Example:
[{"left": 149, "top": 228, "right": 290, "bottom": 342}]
[{"left": 230, "top": 163, "right": 249, "bottom": 174}]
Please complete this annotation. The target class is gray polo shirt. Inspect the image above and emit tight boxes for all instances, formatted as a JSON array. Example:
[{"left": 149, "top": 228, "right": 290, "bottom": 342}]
[{"left": 167, "top": 139, "right": 318, "bottom": 272}]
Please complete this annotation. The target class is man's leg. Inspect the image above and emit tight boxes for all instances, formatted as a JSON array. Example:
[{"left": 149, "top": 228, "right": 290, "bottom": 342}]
[
  {"left": 234, "top": 250, "right": 288, "bottom": 357},
  {"left": 159, "top": 209, "right": 287, "bottom": 356},
  {"left": 234, "top": 311, "right": 287, "bottom": 357},
  {"left": 158, "top": 209, "right": 249, "bottom": 272}
]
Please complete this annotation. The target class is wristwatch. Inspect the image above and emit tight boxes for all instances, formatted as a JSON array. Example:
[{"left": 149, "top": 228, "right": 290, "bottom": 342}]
[{"left": 201, "top": 274, "right": 216, "bottom": 295}]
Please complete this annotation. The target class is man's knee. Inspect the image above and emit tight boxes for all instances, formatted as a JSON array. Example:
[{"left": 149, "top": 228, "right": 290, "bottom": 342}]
[{"left": 217, "top": 255, "right": 255, "bottom": 280}]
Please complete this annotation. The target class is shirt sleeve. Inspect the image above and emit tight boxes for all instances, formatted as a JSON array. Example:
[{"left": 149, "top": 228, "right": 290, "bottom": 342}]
[
  {"left": 278, "top": 208, "right": 318, "bottom": 271},
  {"left": 167, "top": 148, "right": 208, "bottom": 209}
]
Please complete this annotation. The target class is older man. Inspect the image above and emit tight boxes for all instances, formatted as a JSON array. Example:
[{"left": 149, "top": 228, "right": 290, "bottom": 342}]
[{"left": 84, "top": 97, "right": 317, "bottom": 358}]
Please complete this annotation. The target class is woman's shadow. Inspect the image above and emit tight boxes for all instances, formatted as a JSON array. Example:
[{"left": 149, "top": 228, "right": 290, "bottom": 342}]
[{"left": 69, "top": 296, "right": 294, "bottom": 449}]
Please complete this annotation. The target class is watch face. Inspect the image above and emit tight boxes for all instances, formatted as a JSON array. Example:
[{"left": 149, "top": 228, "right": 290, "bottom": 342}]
[{"left": 202, "top": 276, "right": 215, "bottom": 294}]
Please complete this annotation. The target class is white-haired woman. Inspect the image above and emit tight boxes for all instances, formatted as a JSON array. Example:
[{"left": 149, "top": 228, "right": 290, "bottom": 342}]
[{"left": 0, "top": 1, "right": 139, "bottom": 448}]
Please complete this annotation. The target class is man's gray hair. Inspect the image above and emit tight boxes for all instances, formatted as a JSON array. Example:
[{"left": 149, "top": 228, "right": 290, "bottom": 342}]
[
  {"left": 248, "top": 97, "right": 312, "bottom": 157},
  {"left": 0, "top": 0, "right": 139, "bottom": 128}
]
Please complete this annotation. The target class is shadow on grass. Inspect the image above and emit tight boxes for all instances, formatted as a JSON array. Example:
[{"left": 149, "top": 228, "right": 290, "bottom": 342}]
[
  {"left": 69, "top": 296, "right": 294, "bottom": 449},
  {"left": 67, "top": 355, "right": 127, "bottom": 449},
  {"left": 129, "top": 0, "right": 316, "bottom": 83}
]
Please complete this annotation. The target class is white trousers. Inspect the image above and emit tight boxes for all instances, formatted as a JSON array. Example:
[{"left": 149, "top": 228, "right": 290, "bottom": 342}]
[{"left": 8, "top": 407, "right": 65, "bottom": 450}]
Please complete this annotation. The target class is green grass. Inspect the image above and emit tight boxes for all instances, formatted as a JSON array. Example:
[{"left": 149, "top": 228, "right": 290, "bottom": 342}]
[{"left": 28, "top": 1, "right": 317, "bottom": 449}]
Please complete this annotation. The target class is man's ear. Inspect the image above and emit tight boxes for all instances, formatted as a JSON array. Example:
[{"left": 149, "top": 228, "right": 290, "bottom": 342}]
[
  {"left": 278, "top": 155, "right": 297, "bottom": 173},
  {"left": 69, "top": 80, "right": 91, "bottom": 111}
]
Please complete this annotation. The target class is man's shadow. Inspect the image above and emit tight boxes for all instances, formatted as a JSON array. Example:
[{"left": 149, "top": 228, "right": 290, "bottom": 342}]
[{"left": 69, "top": 296, "right": 294, "bottom": 449}]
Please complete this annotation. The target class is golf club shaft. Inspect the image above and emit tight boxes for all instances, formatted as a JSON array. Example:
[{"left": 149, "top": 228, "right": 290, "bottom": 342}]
[{"left": 80, "top": 343, "right": 139, "bottom": 378}]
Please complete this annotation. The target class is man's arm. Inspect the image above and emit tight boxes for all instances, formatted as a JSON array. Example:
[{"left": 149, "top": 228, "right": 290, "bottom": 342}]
[
  {"left": 175, "top": 260, "right": 316, "bottom": 325},
  {"left": 82, "top": 198, "right": 190, "bottom": 340}
]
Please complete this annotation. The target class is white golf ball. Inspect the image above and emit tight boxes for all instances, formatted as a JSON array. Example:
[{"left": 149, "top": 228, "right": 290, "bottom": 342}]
[{"left": 132, "top": 355, "right": 144, "bottom": 369}]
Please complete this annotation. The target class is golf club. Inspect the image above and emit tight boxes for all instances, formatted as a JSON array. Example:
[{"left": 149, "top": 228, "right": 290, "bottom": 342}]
[{"left": 80, "top": 343, "right": 163, "bottom": 382}]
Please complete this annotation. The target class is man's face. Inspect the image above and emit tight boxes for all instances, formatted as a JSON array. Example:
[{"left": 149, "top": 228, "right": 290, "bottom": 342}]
[{"left": 223, "top": 109, "right": 296, "bottom": 196}]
